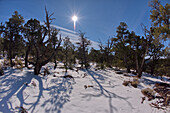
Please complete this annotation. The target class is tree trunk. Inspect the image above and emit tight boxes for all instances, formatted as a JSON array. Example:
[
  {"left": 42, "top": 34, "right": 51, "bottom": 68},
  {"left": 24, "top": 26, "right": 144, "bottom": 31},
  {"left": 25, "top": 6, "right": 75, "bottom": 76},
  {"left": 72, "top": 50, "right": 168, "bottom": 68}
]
[
  {"left": 151, "top": 59, "right": 155, "bottom": 75},
  {"left": 65, "top": 47, "right": 68, "bottom": 72},
  {"left": 136, "top": 46, "right": 148, "bottom": 78},
  {"left": 135, "top": 52, "right": 139, "bottom": 73},
  {"left": 9, "top": 37, "right": 13, "bottom": 67},
  {"left": 34, "top": 62, "right": 42, "bottom": 75},
  {"left": 53, "top": 55, "right": 57, "bottom": 69},
  {"left": 25, "top": 45, "right": 31, "bottom": 68},
  {"left": 127, "top": 67, "right": 131, "bottom": 73},
  {"left": 54, "top": 60, "right": 57, "bottom": 69}
]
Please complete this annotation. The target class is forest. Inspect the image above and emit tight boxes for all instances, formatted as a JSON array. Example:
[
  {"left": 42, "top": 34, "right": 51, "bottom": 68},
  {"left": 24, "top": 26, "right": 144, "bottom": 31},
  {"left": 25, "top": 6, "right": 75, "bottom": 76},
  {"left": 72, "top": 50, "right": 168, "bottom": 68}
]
[
  {"left": 0, "top": 0, "right": 169, "bottom": 77},
  {"left": 0, "top": 0, "right": 169, "bottom": 112}
]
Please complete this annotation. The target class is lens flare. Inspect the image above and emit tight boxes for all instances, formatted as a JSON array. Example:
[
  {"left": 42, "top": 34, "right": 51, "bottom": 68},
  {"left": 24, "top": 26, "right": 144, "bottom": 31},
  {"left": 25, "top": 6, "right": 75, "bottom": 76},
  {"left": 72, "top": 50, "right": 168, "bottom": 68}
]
[
  {"left": 72, "top": 15, "right": 78, "bottom": 32},
  {"left": 72, "top": 15, "right": 78, "bottom": 22}
]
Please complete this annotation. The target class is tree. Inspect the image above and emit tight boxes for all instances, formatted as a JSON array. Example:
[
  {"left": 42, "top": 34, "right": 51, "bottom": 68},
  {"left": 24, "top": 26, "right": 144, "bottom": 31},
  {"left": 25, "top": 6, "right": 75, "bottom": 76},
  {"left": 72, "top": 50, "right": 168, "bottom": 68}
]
[
  {"left": 76, "top": 31, "right": 91, "bottom": 69},
  {"left": 148, "top": 40, "right": 164, "bottom": 75},
  {"left": 136, "top": 26, "right": 153, "bottom": 78},
  {"left": 99, "top": 38, "right": 114, "bottom": 67},
  {"left": 89, "top": 47, "right": 101, "bottom": 63},
  {"left": 63, "top": 37, "right": 75, "bottom": 72},
  {"left": 112, "top": 22, "right": 132, "bottom": 72},
  {"left": 4, "top": 11, "right": 25, "bottom": 67},
  {"left": 23, "top": 18, "right": 41, "bottom": 68},
  {"left": 23, "top": 9, "right": 61, "bottom": 75},
  {"left": 149, "top": 0, "right": 170, "bottom": 40}
]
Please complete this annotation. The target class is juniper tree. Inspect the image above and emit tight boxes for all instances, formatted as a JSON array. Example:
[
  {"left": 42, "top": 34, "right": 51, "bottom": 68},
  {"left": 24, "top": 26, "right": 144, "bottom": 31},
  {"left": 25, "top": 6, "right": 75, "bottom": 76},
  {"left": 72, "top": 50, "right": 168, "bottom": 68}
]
[
  {"left": 3, "top": 11, "right": 25, "bottom": 67},
  {"left": 23, "top": 9, "right": 61, "bottom": 75},
  {"left": 63, "top": 37, "right": 75, "bottom": 72},
  {"left": 76, "top": 31, "right": 91, "bottom": 69},
  {"left": 99, "top": 38, "right": 114, "bottom": 67}
]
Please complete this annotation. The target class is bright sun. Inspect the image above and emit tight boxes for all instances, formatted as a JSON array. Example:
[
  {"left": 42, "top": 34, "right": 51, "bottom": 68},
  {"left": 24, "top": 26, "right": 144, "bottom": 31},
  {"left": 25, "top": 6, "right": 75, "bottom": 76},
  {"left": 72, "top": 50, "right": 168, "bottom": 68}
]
[{"left": 72, "top": 15, "right": 78, "bottom": 22}]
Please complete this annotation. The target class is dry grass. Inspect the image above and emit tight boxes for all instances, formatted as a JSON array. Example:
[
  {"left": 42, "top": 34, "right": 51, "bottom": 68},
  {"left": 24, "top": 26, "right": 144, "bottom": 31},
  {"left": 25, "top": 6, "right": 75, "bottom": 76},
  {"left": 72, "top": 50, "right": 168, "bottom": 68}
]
[
  {"left": 141, "top": 88, "right": 155, "bottom": 101},
  {"left": 131, "top": 78, "right": 139, "bottom": 88},
  {"left": 122, "top": 80, "right": 131, "bottom": 86}
]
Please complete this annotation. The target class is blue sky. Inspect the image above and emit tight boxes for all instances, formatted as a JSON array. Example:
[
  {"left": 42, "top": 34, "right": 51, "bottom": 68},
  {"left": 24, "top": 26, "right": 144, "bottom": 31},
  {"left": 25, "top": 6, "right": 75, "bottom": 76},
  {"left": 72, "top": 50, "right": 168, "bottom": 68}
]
[{"left": 0, "top": 0, "right": 169, "bottom": 44}]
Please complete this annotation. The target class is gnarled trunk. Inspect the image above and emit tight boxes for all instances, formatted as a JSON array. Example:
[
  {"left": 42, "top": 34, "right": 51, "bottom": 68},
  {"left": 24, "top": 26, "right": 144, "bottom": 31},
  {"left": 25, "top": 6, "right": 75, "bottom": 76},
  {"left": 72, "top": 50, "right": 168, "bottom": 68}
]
[
  {"left": 136, "top": 46, "right": 148, "bottom": 78},
  {"left": 25, "top": 45, "right": 31, "bottom": 68},
  {"left": 34, "top": 62, "right": 42, "bottom": 75}
]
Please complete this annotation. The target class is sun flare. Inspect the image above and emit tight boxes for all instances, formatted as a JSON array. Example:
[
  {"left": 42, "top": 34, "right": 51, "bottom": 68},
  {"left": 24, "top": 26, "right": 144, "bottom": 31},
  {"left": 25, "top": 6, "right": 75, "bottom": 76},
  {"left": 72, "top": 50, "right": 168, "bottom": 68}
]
[{"left": 72, "top": 15, "right": 78, "bottom": 22}]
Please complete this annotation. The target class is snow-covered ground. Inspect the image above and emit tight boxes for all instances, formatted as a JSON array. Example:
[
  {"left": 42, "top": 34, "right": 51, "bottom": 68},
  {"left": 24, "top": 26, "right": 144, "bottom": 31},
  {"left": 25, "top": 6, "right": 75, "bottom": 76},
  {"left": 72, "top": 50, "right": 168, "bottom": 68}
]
[{"left": 0, "top": 62, "right": 169, "bottom": 113}]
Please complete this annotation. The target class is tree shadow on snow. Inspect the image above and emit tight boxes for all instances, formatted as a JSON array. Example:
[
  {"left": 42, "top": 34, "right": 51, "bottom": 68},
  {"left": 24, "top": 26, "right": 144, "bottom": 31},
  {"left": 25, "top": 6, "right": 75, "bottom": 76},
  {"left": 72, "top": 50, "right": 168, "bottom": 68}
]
[
  {"left": 81, "top": 69, "right": 134, "bottom": 113},
  {"left": 41, "top": 77, "right": 74, "bottom": 113},
  {"left": 0, "top": 68, "right": 74, "bottom": 113},
  {"left": 0, "top": 68, "right": 33, "bottom": 113}
]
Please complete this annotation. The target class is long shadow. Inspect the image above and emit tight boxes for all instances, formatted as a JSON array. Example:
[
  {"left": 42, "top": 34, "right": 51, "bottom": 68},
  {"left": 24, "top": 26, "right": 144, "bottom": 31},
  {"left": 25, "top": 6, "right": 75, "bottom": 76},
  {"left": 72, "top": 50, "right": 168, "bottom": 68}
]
[
  {"left": 83, "top": 69, "right": 134, "bottom": 113},
  {"left": 27, "top": 75, "right": 44, "bottom": 113},
  {"left": 41, "top": 77, "right": 74, "bottom": 113},
  {"left": 0, "top": 68, "right": 74, "bottom": 113},
  {"left": 0, "top": 69, "right": 34, "bottom": 113},
  {"left": 142, "top": 73, "right": 170, "bottom": 84}
]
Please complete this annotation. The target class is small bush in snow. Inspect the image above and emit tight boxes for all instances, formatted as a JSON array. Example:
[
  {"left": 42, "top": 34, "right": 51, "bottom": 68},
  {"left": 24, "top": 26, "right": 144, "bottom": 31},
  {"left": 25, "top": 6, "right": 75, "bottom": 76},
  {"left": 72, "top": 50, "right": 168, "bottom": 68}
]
[
  {"left": 122, "top": 80, "right": 131, "bottom": 86},
  {"left": 131, "top": 78, "right": 139, "bottom": 88},
  {"left": 141, "top": 88, "right": 155, "bottom": 101},
  {"left": 31, "top": 81, "right": 36, "bottom": 87},
  {"left": 100, "top": 63, "right": 105, "bottom": 69},
  {"left": 3, "top": 59, "right": 10, "bottom": 66},
  {"left": 44, "top": 67, "right": 50, "bottom": 76},
  {"left": 15, "top": 106, "right": 27, "bottom": 113},
  {"left": 84, "top": 85, "right": 94, "bottom": 89}
]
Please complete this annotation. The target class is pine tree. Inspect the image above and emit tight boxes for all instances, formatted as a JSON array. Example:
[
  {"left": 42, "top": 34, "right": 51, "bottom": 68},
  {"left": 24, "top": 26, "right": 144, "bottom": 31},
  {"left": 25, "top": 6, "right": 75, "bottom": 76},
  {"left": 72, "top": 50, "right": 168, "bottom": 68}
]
[
  {"left": 149, "top": 0, "right": 170, "bottom": 40},
  {"left": 4, "top": 11, "right": 25, "bottom": 67},
  {"left": 112, "top": 22, "right": 132, "bottom": 72}
]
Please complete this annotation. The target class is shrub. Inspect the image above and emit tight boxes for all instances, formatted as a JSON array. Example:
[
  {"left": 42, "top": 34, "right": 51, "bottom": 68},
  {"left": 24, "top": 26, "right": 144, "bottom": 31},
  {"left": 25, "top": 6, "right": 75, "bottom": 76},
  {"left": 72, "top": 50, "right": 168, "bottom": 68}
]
[
  {"left": 100, "top": 63, "right": 105, "bottom": 69},
  {"left": 3, "top": 59, "right": 10, "bottom": 66},
  {"left": 95, "top": 63, "right": 105, "bottom": 69},
  {"left": 141, "top": 88, "right": 155, "bottom": 101},
  {"left": 131, "top": 78, "right": 139, "bottom": 88},
  {"left": 44, "top": 67, "right": 50, "bottom": 76},
  {"left": 122, "top": 80, "right": 131, "bottom": 86},
  {"left": 15, "top": 106, "right": 27, "bottom": 113},
  {"left": 15, "top": 58, "right": 24, "bottom": 69}
]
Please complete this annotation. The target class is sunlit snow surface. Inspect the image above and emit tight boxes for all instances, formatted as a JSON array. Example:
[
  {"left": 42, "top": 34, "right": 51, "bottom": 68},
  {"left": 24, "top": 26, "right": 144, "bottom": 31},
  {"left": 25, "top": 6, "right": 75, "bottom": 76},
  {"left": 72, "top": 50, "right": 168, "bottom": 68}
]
[{"left": 0, "top": 62, "right": 169, "bottom": 113}]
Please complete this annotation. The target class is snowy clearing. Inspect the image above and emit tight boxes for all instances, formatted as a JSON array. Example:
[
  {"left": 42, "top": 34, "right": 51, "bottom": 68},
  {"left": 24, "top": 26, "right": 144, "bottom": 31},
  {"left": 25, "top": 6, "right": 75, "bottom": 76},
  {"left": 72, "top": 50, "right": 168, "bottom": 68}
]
[{"left": 0, "top": 62, "right": 169, "bottom": 113}]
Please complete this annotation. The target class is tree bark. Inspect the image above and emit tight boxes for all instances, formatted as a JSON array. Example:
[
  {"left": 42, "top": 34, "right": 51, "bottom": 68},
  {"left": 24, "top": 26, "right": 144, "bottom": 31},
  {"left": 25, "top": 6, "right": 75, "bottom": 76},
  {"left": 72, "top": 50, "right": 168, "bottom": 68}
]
[
  {"left": 34, "top": 62, "right": 42, "bottom": 75},
  {"left": 135, "top": 52, "right": 139, "bottom": 73},
  {"left": 136, "top": 46, "right": 148, "bottom": 78},
  {"left": 25, "top": 45, "right": 31, "bottom": 68},
  {"left": 54, "top": 55, "right": 57, "bottom": 69},
  {"left": 9, "top": 35, "right": 13, "bottom": 67}
]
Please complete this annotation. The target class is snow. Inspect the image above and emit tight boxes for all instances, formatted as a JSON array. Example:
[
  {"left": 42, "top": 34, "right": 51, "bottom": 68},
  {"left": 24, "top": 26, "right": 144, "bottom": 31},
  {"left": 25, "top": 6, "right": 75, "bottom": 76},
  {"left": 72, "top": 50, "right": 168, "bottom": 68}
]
[{"left": 0, "top": 62, "right": 169, "bottom": 113}]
